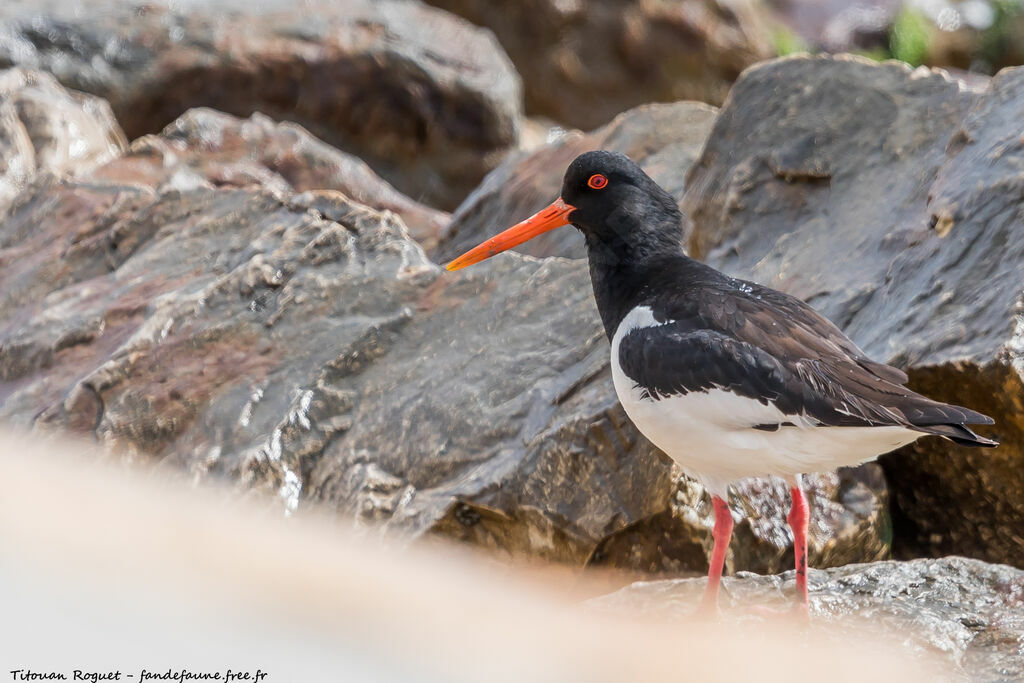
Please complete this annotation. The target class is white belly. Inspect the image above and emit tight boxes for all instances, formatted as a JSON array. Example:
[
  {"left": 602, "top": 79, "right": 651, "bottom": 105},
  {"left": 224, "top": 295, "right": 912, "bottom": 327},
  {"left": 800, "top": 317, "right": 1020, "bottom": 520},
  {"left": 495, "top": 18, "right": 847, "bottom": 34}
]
[{"left": 609, "top": 307, "right": 922, "bottom": 496}]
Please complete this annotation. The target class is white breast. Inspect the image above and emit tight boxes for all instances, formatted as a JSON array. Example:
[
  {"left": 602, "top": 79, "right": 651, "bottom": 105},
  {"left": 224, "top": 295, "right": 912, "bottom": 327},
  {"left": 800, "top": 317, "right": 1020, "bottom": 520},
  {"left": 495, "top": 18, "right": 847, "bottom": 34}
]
[{"left": 609, "top": 306, "right": 921, "bottom": 497}]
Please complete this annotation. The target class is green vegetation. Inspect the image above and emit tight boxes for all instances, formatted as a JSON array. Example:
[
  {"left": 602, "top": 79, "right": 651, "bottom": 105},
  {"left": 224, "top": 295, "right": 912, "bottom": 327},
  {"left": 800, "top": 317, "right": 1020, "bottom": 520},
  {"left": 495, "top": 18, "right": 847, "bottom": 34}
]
[
  {"left": 771, "top": 26, "right": 808, "bottom": 57},
  {"left": 889, "top": 8, "right": 932, "bottom": 66}
]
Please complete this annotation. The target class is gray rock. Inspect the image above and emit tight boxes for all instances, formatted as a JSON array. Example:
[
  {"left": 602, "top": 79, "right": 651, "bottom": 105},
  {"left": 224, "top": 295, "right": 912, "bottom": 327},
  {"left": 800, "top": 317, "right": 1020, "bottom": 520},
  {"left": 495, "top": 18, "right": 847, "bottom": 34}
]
[
  {"left": 0, "top": 67, "right": 125, "bottom": 214},
  {"left": 91, "top": 108, "right": 448, "bottom": 251},
  {"left": 435, "top": 101, "right": 718, "bottom": 263},
  {"left": 0, "top": 175, "right": 665, "bottom": 564},
  {"left": 590, "top": 557, "right": 1024, "bottom": 681},
  {"left": 683, "top": 55, "right": 1021, "bottom": 566},
  {"left": 0, "top": 0, "right": 522, "bottom": 209},
  {"left": 422, "top": 0, "right": 775, "bottom": 130},
  {"left": 0, "top": 168, "right": 888, "bottom": 574}
]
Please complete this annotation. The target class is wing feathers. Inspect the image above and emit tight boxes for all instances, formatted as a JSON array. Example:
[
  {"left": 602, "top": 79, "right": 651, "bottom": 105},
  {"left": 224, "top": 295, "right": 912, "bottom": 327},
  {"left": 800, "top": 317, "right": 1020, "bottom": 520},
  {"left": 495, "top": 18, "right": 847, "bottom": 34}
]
[{"left": 618, "top": 268, "right": 996, "bottom": 446}]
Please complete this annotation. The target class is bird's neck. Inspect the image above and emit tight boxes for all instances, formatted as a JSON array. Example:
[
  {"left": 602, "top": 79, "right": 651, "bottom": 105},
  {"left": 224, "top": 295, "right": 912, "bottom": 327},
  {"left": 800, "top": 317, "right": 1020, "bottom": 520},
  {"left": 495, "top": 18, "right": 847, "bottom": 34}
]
[
  {"left": 587, "top": 247, "right": 703, "bottom": 341},
  {"left": 580, "top": 201, "right": 694, "bottom": 339}
]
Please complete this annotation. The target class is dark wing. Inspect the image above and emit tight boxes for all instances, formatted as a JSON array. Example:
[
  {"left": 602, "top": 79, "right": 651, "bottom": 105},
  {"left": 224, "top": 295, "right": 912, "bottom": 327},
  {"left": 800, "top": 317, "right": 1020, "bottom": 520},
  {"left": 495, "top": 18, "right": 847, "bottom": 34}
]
[
  {"left": 621, "top": 274, "right": 995, "bottom": 445},
  {"left": 618, "top": 327, "right": 789, "bottom": 402}
]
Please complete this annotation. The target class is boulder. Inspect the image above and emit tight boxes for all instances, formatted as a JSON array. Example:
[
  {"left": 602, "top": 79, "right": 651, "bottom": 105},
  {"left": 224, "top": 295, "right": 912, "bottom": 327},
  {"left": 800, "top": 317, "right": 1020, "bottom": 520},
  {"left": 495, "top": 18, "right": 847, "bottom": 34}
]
[
  {"left": 0, "top": 175, "right": 669, "bottom": 565},
  {"left": 591, "top": 557, "right": 1024, "bottom": 681},
  {"left": 92, "top": 108, "right": 448, "bottom": 251},
  {"left": 0, "top": 67, "right": 125, "bottom": 214},
  {"left": 0, "top": 0, "right": 523, "bottom": 209},
  {"left": 0, "top": 170, "right": 888, "bottom": 575},
  {"left": 435, "top": 101, "right": 718, "bottom": 263},
  {"left": 422, "top": 0, "right": 775, "bottom": 130},
  {"left": 683, "top": 55, "right": 1022, "bottom": 565}
]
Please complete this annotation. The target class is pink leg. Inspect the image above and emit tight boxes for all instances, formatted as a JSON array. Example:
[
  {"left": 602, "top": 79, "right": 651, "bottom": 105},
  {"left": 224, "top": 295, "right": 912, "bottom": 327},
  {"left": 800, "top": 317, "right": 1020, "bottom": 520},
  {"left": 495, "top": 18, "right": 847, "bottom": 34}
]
[
  {"left": 700, "top": 495, "right": 733, "bottom": 613},
  {"left": 787, "top": 485, "right": 809, "bottom": 606}
]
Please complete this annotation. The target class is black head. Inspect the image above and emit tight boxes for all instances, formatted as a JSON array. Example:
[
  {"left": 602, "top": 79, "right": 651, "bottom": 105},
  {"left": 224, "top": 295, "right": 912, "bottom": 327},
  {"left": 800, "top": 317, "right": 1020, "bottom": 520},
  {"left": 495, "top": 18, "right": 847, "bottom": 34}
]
[
  {"left": 445, "top": 150, "right": 683, "bottom": 272},
  {"left": 560, "top": 151, "right": 683, "bottom": 264}
]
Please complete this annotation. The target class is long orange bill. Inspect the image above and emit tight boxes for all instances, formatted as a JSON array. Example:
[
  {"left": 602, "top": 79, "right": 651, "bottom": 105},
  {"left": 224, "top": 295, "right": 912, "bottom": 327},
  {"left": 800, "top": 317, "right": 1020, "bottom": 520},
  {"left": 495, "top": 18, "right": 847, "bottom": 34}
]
[{"left": 445, "top": 198, "right": 576, "bottom": 271}]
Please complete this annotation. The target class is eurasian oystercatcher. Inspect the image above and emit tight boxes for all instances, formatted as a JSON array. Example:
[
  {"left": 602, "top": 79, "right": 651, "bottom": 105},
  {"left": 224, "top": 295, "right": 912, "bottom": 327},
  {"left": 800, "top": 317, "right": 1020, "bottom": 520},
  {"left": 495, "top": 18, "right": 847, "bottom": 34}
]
[{"left": 446, "top": 150, "right": 997, "bottom": 613}]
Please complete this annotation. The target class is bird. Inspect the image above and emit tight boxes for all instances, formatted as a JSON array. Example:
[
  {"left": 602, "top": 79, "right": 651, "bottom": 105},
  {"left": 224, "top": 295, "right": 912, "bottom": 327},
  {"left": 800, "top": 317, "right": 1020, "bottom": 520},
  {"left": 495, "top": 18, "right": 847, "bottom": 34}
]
[{"left": 445, "top": 150, "right": 997, "bottom": 614}]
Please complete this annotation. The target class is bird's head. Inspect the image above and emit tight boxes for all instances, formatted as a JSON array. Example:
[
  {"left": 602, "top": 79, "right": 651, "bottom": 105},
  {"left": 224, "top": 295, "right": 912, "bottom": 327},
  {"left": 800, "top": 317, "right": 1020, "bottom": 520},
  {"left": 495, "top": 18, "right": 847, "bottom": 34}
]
[{"left": 446, "top": 150, "right": 683, "bottom": 271}]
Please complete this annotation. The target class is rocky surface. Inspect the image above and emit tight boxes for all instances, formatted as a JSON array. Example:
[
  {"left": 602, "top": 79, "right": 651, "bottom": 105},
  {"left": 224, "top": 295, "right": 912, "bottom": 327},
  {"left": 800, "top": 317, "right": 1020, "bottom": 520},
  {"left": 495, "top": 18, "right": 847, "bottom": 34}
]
[
  {"left": 435, "top": 101, "right": 718, "bottom": 263},
  {"left": 0, "top": 67, "right": 125, "bottom": 214},
  {"left": 590, "top": 464, "right": 891, "bottom": 578},
  {"left": 91, "top": 108, "right": 448, "bottom": 251},
  {"left": 0, "top": 165, "right": 889, "bottom": 574},
  {"left": 591, "top": 557, "right": 1024, "bottom": 680},
  {"left": 422, "top": 0, "right": 775, "bottom": 130},
  {"left": 683, "top": 55, "right": 1021, "bottom": 565},
  {"left": 0, "top": 0, "right": 522, "bottom": 209}
]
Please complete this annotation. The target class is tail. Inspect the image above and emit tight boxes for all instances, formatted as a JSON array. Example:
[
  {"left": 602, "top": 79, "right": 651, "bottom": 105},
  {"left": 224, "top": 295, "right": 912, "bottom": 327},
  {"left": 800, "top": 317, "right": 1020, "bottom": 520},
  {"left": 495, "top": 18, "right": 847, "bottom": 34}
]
[
  {"left": 913, "top": 422, "right": 998, "bottom": 447},
  {"left": 906, "top": 402, "right": 998, "bottom": 448}
]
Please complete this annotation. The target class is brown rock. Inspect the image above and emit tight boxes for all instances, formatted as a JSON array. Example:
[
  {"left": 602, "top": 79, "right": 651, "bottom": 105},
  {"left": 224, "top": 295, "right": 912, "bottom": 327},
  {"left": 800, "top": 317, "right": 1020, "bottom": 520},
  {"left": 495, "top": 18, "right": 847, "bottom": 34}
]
[
  {"left": 0, "top": 0, "right": 523, "bottom": 209},
  {"left": 0, "top": 176, "right": 666, "bottom": 566},
  {"left": 435, "top": 101, "right": 718, "bottom": 263},
  {"left": 683, "top": 55, "right": 1022, "bottom": 565},
  {"left": 0, "top": 166, "right": 887, "bottom": 575},
  {"left": 92, "top": 108, "right": 448, "bottom": 251},
  {"left": 0, "top": 67, "right": 125, "bottom": 213},
  {"left": 422, "top": 0, "right": 775, "bottom": 130}
]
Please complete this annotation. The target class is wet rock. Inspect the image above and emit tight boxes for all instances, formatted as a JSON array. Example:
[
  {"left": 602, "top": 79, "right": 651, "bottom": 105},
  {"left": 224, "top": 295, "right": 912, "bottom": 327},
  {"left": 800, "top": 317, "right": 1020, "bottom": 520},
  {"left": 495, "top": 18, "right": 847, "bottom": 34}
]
[
  {"left": 435, "top": 101, "right": 718, "bottom": 263},
  {"left": 0, "top": 0, "right": 522, "bottom": 209},
  {"left": 0, "top": 67, "right": 125, "bottom": 214},
  {"left": 91, "top": 108, "right": 448, "bottom": 251},
  {"left": 0, "top": 169, "right": 889, "bottom": 573},
  {"left": 0, "top": 175, "right": 661, "bottom": 564},
  {"left": 683, "top": 55, "right": 1022, "bottom": 565},
  {"left": 422, "top": 0, "right": 774, "bottom": 130},
  {"left": 591, "top": 557, "right": 1024, "bottom": 680}
]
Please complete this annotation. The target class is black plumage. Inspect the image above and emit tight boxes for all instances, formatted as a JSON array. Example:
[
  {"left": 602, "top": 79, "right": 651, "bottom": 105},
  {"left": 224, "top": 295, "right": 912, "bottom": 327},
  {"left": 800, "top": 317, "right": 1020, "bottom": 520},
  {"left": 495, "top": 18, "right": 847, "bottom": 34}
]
[
  {"left": 614, "top": 257, "right": 995, "bottom": 446},
  {"left": 446, "top": 148, "right": 1000, "bottom": 611},
  {"left": 547, "top": 151, "right": 996, "bottom": 449}
]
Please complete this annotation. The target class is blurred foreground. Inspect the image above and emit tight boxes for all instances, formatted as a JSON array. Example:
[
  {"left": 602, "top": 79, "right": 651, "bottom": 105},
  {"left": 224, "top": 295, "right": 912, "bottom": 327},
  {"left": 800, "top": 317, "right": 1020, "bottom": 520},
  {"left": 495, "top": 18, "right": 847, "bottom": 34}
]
[{"left": 0, "top": 430, "right": 956, "bottom": 682}]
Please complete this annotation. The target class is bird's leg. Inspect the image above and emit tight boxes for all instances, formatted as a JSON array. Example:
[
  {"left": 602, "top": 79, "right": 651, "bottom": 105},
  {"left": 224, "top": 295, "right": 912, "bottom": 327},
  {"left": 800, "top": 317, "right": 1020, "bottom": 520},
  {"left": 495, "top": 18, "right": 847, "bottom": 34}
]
[
  {"left": 787, "top": 483, "right": 810, "bottom": 607},
  {"left": 699, "top": 495, "right": 733, "bottom": 614}
]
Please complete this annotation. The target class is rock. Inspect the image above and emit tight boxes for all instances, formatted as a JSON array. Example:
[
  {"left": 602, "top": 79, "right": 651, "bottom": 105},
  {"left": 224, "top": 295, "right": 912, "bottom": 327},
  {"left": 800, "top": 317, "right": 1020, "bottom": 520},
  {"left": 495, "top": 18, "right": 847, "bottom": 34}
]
[
  {"left": 421, "top": 0, "right": 775, "bottom": 130},
  {"left": 683, "top": 55, "right": 1022, "bottom": 565},
  {"left": 0, "top": 0, "right": 522, "bottom": 209},
  {"left": 0, "top": 67, "right": 125, "bottom": 214},
  {"left": 91, "top": 108, "right": 448, "bottom": 251},
  {"left": 590, "top": 464, "right": 890, "bottom": 578},
  {"left": 0, "top": 175, "right": 665, "bottom": 565},
  {"left": 590, "top": 557, "right": 1024, "bottom": 680},
  {"left": 0, "top": 169, "right": 889, "bottom": 575},
  {"left": 435, "top": 101, "right": 718, "bottom": 263}
]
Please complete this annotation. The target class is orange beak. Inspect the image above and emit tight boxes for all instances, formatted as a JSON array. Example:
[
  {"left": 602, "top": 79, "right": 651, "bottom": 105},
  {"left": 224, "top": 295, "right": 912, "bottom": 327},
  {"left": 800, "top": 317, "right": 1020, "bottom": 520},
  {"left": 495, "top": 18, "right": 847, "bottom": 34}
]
[{"left": 445, "top": 198, "right": 576, "bottom": 271}]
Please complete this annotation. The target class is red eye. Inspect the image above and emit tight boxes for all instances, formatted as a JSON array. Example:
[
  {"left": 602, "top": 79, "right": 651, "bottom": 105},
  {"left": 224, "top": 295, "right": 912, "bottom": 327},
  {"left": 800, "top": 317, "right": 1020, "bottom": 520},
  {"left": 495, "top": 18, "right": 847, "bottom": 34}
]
[{"left": 587, "top": 174, "right": 608, "bottom": 190}]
